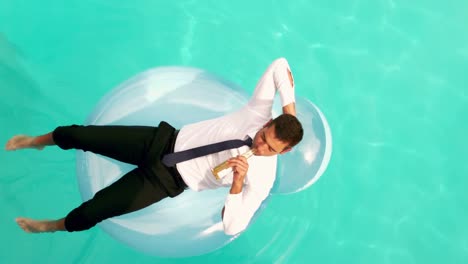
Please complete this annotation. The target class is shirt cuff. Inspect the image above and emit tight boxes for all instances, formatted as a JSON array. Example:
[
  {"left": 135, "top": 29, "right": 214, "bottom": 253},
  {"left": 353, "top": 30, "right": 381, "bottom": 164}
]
[
  {"left": 274, "top": 58, "right": 296, "bottom": 107},
  {"left": 223, "top": 192, "right": 244, "bottom": 235},
  {"left": 225, "top": 192, "right": 243, "bottom": 206},
  {"left": 278, "top": 85, "right": 295, "bottom": 107}
]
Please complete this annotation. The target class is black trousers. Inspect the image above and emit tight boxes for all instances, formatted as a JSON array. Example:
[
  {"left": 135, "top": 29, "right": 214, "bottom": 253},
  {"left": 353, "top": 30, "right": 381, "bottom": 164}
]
[{"left": 52, "top": 122, "right": 186, "bottom": 232}]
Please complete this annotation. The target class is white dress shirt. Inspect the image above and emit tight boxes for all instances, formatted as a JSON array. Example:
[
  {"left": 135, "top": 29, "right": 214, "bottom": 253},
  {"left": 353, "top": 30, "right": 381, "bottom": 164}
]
[{"left": 174, "top": 57, "right": 295, "bottom": 235}]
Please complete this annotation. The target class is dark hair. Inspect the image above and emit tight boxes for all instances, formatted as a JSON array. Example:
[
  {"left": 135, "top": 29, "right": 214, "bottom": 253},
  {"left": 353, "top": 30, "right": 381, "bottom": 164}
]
[{"left": 268, "top": 114, "right": 303, "bottom": 148}]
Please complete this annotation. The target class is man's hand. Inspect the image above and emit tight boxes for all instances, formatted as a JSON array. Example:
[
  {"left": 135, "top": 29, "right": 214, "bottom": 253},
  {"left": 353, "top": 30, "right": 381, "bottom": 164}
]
[{"left": 228, "top": 155, "right": 249, "bottom": 194}]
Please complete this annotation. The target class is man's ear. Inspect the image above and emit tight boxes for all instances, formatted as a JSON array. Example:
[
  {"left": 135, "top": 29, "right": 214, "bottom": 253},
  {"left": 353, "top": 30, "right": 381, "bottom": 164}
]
[{"left": 280, "top": 146, "right": 292, "bottom": 155}]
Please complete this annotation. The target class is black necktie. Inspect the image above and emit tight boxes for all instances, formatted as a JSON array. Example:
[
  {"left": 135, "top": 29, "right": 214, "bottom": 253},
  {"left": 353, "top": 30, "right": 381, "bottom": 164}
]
[{"left": 162, "top": 137, "right": 253, "bottom": 167}]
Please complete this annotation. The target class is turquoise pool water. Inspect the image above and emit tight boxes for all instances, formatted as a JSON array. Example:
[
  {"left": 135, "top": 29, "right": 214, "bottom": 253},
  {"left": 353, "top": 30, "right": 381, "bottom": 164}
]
[{"left": 1, "top": 1, "right": 467, "bottom": 263}]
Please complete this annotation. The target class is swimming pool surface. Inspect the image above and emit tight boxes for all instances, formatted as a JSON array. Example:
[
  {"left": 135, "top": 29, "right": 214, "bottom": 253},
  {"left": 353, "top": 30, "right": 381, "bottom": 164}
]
[{"left": 1, "top": 1, "right": 467, "bottom": 263}]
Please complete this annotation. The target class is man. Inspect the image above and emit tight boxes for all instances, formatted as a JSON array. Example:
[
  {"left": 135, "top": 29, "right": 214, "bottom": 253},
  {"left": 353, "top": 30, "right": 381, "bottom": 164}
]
[{"left": 6, "top": 57, "right": 303, "bottom": 236}]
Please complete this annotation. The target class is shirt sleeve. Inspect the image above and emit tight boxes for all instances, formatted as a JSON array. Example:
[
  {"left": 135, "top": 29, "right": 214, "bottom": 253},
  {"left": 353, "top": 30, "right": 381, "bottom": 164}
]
[
  {"left": 248, "top": 57, "right": 296, "bottom": 111},
  {"left": 221, "top": 156, "right": 276, "bottom": 235},
  {"left": 222, "top": 183, "right": 270, "bottom": 235}
]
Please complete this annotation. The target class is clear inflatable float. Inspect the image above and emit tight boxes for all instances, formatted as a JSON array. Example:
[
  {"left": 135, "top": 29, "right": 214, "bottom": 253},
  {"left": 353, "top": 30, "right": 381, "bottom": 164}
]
[{"left": 75, "top": 67, "right": 332, "bottom": 257}]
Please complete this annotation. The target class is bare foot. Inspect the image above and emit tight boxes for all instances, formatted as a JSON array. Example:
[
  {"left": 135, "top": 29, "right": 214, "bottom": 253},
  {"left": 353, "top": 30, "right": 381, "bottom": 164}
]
[
  {"left": 5, "top": 135, "right": 44, "bottom": 151},
  {"left": 16, "top": 217, "right": 59, "bottom": 233}
]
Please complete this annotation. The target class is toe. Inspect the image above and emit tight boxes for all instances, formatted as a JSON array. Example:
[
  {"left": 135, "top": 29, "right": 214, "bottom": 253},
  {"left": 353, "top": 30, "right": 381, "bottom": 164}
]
[{"left": 15, "top": 218, "right": 31, "bottom": 233}]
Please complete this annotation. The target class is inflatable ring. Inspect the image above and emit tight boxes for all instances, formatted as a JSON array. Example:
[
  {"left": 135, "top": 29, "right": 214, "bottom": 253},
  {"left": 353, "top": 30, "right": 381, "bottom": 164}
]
[{"left": 75, "top": 67, "right": 332, "bottom": 257}]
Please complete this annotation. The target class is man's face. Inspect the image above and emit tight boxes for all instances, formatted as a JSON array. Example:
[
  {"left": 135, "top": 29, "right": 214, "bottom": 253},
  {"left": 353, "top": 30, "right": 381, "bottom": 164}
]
[{"left": 252, "top": 124, "right": 290, "bottom": 156}]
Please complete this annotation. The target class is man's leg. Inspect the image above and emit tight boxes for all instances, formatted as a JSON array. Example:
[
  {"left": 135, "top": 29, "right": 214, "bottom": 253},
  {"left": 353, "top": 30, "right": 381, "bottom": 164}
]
[
  {"left": 6, "top": 125, "right": 158, "bottom": 166},
  {"left": 16, "top": 167, "right": 172, "bottom": 233}
]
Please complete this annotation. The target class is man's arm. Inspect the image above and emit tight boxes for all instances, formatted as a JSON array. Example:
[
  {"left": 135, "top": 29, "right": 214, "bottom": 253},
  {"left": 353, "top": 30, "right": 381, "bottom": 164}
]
[
  {"left": 248, "top": 58, "right": 296, "bottom": 116},
  {"left": 221, "top": 155, "right": 248, "bottom": 219},
  {"left": 282, "top": 103, "right": 296, "bottom": 116},
  {"left": 220, "top": 155, "right": 275, "bottom": 235},
  {"left": 282, "top": 68, "right": 296, "bottom": 116},
  {"left": 221, "top": 58, "right": 296, "bottom": 233},
  {"left": 220, "top": 153, "right": 277, "bottom": 235},
  {"left": 228, "top": 156, "right": 247, "bottom": 194},
  {"left": 221, "top": 179, "right": 271, "bottom": 235}
]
